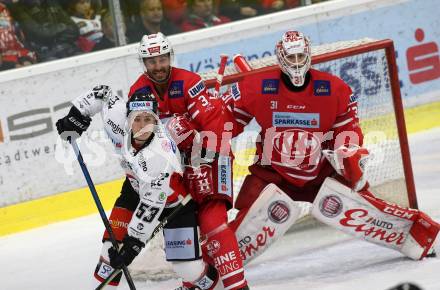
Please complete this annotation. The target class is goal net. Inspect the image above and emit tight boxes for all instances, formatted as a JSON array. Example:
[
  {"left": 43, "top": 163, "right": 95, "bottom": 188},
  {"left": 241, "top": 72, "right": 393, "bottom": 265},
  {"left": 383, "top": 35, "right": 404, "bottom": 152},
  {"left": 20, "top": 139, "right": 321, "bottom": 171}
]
[{"left": 129, "top": 38, "right": 417, "bottom": 281}]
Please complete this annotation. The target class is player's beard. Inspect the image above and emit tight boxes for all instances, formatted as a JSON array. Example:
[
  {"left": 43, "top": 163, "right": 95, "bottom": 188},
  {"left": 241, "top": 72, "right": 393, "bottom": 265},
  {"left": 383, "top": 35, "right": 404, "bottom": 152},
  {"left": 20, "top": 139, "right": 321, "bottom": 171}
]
[{"left": 147, "top": 67, "right": 171, "bottom": 84}]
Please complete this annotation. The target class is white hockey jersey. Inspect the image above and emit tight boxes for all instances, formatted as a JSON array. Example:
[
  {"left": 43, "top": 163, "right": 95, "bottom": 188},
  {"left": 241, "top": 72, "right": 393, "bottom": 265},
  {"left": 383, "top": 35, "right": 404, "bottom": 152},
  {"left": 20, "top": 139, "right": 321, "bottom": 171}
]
[{"left": 72, "top": 85, "right": 183, "bottom": 243}]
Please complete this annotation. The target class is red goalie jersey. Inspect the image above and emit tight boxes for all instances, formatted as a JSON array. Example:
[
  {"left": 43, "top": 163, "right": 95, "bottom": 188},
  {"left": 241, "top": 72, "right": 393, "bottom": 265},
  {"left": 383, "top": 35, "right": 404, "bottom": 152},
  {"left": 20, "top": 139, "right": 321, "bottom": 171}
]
[{"left": 227, "top": 68, "right": 364, "bottom": 189}]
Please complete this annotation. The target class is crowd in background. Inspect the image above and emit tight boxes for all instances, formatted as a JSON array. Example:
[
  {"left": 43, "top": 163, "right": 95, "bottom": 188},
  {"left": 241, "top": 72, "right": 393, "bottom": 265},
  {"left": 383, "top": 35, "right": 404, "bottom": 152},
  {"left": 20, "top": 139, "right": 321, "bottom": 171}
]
[{"left": 0, "top": 0, "right": 330, "bottom": 72}]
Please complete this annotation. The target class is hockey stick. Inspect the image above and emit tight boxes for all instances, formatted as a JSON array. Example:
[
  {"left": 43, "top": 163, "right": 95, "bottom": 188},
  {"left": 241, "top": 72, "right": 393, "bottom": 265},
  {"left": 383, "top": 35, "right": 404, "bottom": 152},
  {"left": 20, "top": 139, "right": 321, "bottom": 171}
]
[
  {"left": 213, "top": 54, "right": 228, "bottom": 98},
  {"left": 69, "top": 138, "right": 137, "bottom": 290},
  {"left": 96, "top": 194, "right": 193, "bottom": 290}
]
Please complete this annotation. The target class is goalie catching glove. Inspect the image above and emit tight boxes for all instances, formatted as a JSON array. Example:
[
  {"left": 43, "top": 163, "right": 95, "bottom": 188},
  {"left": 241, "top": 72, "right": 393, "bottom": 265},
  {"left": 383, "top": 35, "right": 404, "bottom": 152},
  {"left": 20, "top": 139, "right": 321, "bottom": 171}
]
[
  {"left": 108, "top": 235, "right": 145, "bottom": 269},
  {"left": 323, "top": 145, "right": 370, "bottom": 191}
]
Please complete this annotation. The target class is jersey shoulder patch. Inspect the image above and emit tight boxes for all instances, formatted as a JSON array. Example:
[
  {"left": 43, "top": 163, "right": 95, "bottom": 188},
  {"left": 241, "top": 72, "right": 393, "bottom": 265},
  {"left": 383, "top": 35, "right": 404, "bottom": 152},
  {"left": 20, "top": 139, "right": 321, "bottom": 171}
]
[
  {"left": 168, "top": 80, "right": 184, "bottom": 99},
  {"left": 230, "top": 83, "right": 241, "bottom": 101},
  {"left": 188, "top": 79, "right": 206, "bottom": 98},
  {"left": 313, "top": 80, "right": 331, "bottom": 96},
  {"left": 261, "top": 79, "right": 279, "bottom": 94}
]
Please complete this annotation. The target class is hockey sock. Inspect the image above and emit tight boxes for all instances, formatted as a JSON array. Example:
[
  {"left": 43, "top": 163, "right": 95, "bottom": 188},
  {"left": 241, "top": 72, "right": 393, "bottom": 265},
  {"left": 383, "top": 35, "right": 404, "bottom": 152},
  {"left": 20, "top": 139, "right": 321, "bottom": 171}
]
[{"left": 198, "top": 200, "right": 247, "bottom": 290}]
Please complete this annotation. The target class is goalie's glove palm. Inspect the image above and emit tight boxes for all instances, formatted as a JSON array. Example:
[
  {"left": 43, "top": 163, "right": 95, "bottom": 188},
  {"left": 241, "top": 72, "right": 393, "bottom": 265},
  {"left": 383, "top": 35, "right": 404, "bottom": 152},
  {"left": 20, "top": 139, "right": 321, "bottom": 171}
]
[{"left": 108, "top": 235, "right": 145, "bottom": 269}]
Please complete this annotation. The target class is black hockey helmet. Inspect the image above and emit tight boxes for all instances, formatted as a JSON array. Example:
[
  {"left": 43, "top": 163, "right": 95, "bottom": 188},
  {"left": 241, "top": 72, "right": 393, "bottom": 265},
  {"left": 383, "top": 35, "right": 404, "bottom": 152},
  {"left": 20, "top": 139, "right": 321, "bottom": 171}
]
[{"left": 126, "top": 90, "right": 158, "bottom": 117}]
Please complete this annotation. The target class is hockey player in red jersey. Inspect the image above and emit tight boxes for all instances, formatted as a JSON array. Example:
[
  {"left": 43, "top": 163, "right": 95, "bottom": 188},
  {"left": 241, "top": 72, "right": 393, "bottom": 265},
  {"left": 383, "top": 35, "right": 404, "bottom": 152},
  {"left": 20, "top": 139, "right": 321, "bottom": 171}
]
[
  {"left": 223, "top": 31, "right": 439, "bottom": 264},
  {"left": 127, "top": 33, "right": 248, "bottom": 290}
]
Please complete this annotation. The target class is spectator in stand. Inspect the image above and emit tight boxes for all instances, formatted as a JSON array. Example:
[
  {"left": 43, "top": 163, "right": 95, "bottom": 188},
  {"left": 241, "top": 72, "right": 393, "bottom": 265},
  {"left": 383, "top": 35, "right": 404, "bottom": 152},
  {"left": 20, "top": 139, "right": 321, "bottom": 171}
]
[
  {"left": 216, "top": 0, "right": 260, "bottom": 21},
  {"left": 0, "top": 2, "right": 36, "bottom": 71},
  {"left": 10, "top": 0, "right": 80, "bottom": 61},
  {"left": 127, "top": 0, "right": 180, "bottom": 43},
  {"left": 181, "top": 0, "right": 230, "bottom": 32},
  {"left": 67, "top": 0, "right": 103, "bottom": 52},
  {"left": 162, "top": 0, "right": 187, "bottom": 27},
  {"left": 92, "top": 9, "right": 125, "bottom": 51},
  {"left": 260, "top": 0, "right": 285, "bottom": 13}
]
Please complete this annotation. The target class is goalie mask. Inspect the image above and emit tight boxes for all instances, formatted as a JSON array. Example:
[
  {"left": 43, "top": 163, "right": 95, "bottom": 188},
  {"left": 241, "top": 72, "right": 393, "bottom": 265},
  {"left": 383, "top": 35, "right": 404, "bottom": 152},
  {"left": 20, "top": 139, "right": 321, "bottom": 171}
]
[
  {"left": 276, "top": 31, "right": 311, "bottom": 87},
  {"left": 138, "top": 32, "right": 174, "bottom": 83}
]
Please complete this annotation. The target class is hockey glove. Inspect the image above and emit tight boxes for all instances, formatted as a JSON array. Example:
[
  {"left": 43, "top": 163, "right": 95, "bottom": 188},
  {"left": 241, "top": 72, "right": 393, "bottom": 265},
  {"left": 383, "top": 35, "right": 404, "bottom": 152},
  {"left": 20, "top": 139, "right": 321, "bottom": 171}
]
[
  {"left": 183, "top": 164, "right": 214, "bottom": 204},
  {"left": 322, "top": 145, "right": 370, "bottom": 191},
  {"left": 108, "top": 235, "right": 145, "bottom": 269},
  {"left": 56, "top": 106, "right": 91, "bottom": 139},
  {"left": 166, "top": 113, "right": 198, "bottom": 152}
]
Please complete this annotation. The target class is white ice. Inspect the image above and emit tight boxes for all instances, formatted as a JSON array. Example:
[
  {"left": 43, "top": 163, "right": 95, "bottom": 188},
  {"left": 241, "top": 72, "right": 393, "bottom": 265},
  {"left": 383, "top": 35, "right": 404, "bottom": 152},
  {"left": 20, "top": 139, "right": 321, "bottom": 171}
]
[{"left": 1, "top": 127, "right": 440, "bottom": 290}]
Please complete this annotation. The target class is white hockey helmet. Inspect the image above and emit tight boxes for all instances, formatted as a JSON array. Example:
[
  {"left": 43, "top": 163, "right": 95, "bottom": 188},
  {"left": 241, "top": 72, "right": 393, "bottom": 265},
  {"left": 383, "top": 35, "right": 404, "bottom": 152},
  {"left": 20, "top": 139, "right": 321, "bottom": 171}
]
[
  {"left": 138, "top": 32, "right": 174, "bottom": 73},
  {"left": 276, "top": 31, "right": 311, "bottom": 87}
]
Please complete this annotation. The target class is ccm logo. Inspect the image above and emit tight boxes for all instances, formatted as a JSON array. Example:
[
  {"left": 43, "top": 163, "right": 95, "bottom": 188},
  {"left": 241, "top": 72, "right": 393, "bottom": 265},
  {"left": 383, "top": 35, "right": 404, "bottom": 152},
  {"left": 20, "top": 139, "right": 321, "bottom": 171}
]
[{"left": 384, "top": 206, "right": 414, "bottom": 219}]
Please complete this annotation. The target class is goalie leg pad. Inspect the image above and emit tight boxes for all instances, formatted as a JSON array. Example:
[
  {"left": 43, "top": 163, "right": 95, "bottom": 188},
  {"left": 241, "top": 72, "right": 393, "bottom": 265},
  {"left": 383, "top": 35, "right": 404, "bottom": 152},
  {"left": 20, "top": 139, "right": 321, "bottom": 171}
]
[
  {"left": 234, "top": 173, "right": 269, "bottom": 211},
  {"left": 232, "top": 183, "right": 312, "bottom": 265},
  {"left": 312, "top": 177, "right": 440, "bottom": 260},
  {"left": 401, "top": 211, "right": 440, "bottom": 259}
]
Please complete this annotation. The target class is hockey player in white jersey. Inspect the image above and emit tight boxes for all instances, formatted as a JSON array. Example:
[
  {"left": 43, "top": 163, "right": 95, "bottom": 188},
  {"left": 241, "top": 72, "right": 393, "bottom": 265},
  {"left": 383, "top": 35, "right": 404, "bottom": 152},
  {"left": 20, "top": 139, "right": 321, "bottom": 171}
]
[{"left": 56, "top": 85, "right": 217, "bottom": 289}]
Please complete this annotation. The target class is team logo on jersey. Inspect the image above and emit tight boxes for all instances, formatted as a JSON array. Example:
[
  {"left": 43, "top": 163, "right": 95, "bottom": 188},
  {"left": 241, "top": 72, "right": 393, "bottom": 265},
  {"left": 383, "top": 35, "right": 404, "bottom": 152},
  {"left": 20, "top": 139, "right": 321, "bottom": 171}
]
[
  {"left": 319, "top": 195, "right": 343, "bottom": 218},
  {"left": 268, "top": 200, "right": 290, "bottom": 223},
  {"left": 230, "top": 83, "right": 241, "bottom": 100},
  {"left": 168, "top": 80, "right": 184, "bottom": 98},
  {"left": 313, "top": 80, "right": 331, "bottom": 96},
  {"left": 189, "top": 80, "right": 205, "bottom": 98},
  {"left": 272, "top": 112, "right": 320, "bottom": 128},
  {"left": 262, "top": 79, "right": 279, "bottom": 94},
  {"left": 206, "top": 240, "right": 221, "bottom": 257},
  {"left": 272, "top": 129, "right": 322, "bottom": 167}
]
